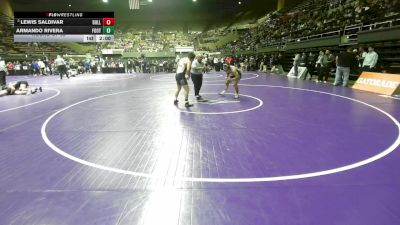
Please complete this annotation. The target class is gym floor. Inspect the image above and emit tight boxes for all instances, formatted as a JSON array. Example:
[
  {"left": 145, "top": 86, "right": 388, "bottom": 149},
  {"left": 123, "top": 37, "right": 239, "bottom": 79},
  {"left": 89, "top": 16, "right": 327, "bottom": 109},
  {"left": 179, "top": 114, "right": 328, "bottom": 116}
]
[{"left": 1, "top": 72, "right": 399, "bottom": 225}]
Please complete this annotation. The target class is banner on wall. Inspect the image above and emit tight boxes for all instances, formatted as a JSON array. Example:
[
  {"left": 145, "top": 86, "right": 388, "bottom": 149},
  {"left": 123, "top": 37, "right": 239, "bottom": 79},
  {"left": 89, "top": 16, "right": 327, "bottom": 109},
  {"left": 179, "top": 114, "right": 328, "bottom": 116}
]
[{"left": 352, "top": 72, "right": 400, "bottom": 96}]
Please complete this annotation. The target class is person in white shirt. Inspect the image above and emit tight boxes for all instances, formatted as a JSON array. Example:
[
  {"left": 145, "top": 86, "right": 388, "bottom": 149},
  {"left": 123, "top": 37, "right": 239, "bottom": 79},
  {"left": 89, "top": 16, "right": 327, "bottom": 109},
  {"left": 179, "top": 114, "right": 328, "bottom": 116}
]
[
  {"left": 191, "top": 55, "right": 206, "bottom": 101},
  {"left": 362, "top": 47, "right": 378, "bottom": 72},
  {"left": 293, "top": 53, "right": 301, "bottom": 77},
  {"left": 213, "top": 57, "right": 219, "bottom": 71},
  {"left": 38, "top": 59, "right": 46, "bottom": 75},
  {"left": 356, "top": 47, "right": 367, "bottom": 67},
  {"left": 0, "top": 56, "right": 7, "bottom": 87},
  {"left": 175, "top": 55, "right": 181, "bottom": 64},
  {"left": 315, "top": 51, "right": 324, "bottom": 82},
  {"left": 174, "top": 52, "right": 196, "bottom": 107},
  {"left": 204, "top": 55, "right": 208, "bottom": 72},
  {"left": 54, "top": 55, "right": 69, "bottom": 80}
]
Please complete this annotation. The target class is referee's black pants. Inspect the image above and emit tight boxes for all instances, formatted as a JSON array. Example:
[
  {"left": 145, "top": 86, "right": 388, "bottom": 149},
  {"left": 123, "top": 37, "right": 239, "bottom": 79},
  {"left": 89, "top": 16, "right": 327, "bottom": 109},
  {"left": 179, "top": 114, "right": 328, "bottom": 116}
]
[
  {"left": 58, "top": 65, "right": 68, "bottom": 79},
  {"left": 191, "top": 74, "right": 203, "bottom": 96}
]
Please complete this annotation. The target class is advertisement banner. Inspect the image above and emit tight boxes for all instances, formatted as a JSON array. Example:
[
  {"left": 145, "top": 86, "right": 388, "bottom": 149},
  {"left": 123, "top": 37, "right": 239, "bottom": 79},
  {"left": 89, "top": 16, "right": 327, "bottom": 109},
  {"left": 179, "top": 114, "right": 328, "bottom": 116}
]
[{"left": 352, "top": 72, "right": 400, "bottom": 95}]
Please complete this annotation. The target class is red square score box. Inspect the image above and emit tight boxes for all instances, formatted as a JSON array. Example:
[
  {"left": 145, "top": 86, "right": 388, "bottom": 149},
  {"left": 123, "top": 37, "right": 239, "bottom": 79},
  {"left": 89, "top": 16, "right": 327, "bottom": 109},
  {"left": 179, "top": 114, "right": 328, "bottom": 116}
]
[{"left": 102, "top": 18, "right": 115, "bottom": 26}]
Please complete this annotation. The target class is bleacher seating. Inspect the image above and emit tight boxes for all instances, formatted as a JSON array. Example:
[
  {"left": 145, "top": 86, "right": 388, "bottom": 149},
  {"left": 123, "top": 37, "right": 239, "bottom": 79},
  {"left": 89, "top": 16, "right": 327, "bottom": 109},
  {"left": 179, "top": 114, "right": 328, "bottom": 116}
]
[
  {"left": 101, "top": 30, "right": 195, "bottom": 52},
  {"left": 219, "top": 0, "right": 400, "bottom": 52}
]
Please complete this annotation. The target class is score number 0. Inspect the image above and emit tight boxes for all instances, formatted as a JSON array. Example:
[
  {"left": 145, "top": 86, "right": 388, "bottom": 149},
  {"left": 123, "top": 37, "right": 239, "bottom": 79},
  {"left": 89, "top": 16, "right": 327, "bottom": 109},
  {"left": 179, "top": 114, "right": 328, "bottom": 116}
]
[{"left": 102, "top": 18, "right": 115, "bottom": 26}]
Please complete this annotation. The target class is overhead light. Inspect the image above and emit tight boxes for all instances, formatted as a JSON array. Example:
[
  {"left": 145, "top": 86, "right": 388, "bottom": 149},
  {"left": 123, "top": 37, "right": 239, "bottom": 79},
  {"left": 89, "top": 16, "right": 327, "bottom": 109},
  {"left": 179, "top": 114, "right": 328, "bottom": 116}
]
[
  {"left": 102, "top": 0, "right": 108, "bottom": 3},
  {"left": 238, "top": 1, "right": 242, "bottom": 4},
  {"left": 193, "top": 0, "right": 197, "bottom": 2},
  {"left": 148, "top": 0, "right": 152, "bottom": 2},
  {"left": 68, "top": 4, "right": 72, "bottom": 7}
]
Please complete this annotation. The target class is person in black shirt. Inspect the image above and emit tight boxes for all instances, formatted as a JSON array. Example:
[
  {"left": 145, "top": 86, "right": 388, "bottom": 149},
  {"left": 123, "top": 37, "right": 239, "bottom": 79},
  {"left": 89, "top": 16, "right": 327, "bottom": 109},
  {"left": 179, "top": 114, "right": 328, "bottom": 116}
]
[
  {"left": 299, "top": 53, "right": 307, "bottom": 67},
  {"left": 305, "top": 52, "right": 316, "bottom": 80},
  {"left": 271, "top": 53, "right": 284, "bottom": 74},
  {"left": 334, "top": 48, "right": 357, "bottom": 87}
]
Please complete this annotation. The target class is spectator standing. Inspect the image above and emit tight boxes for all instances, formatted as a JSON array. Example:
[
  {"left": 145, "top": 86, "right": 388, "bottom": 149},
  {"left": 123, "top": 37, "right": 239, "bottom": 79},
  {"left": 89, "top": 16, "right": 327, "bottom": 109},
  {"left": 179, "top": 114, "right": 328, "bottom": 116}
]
[
  {"left": 259, "top": 55, "right": 265, "bottom": 72},
  {"left": 42, "top": 53, "right": 49, "bottom": 71},
  {"left": 271, "top": 53, "right": 284, "bottom": 74},
  {"left": 357, "top": 47, "right": 367, "bottom": 67},
  {"left": 0, "top": 56, "right": 7, "bottom": 87},
  {"left": 316, "top": 51, "right": 324, "bottom": 82},
  {"left": 48, "top": 59, "right": 54, "bottom": 75},
  {"left": 267, "top": 55, "right": 272, "bottom": 70},
  {"left": 306, "top": 52, "right": 316, "bottom": 80},
  {"left": 249, "top": 56, "right": 256, "bottom": 71},
  {"left": 175, "top": 55, "right": 181, "bottom": 64},
  {"left": 334, "top": 47, "right": 357, "bottom": 87},
  {"left": 293, "top": 53, "right": 301, "bottom": 77},
  {"left": 31, "top": 60, "right": 40, "bottom": 76},
  {"left": 213, "top": 57, "right": 219, "bottom": 71},
  {"left": 362, "top": 46, "right": 378, "bottom": 72},
  {"left": 225, "top": 56, "right": 234, "bottom": 66},
  {"left": 319, "top": 50, "right": 334, "bottom": 83},
  {"left": 21, "top": 61, "right": 29, "bottom": 74},
  {"left": 6, "top": 61, "right": 14, "bottom": 75},
  {"left": 84, "top": 58, "right": 91, "bottom": 74},
  {"left": 260, "top": 55, "right": 266, "bottom": 72},
  {"left": 14, "top": 61, "right": 21, "bottom": 75},
  {"left": 38, "top": 59, "right": 46, "bottom": 75},
  {"left": 300, "top": 53, "right": 307, "bottom": 67},
  {"left": 135, "top": 57, "right": 141, "bottom": 73},
  {"left": 126, "top": 58, "right": 134, "bottom": 74}
]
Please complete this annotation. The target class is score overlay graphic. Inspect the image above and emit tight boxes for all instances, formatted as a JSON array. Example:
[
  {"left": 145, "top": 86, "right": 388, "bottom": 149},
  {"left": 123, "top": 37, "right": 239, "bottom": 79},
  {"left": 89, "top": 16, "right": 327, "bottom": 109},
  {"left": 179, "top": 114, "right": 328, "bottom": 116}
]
[{"left": 13, "top": 12, "right": 115, "bottom": 43}]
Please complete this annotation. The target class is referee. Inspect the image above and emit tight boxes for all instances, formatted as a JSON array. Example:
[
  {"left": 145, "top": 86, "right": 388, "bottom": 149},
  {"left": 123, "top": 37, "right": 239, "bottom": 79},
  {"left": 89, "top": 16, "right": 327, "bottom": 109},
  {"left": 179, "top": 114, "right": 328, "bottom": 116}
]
[
  {"left": 54, "top": 55, "right": 69, "bottom": 80},
  {"left": 191, "top": 55, "right": 206, "bottom": 101}
]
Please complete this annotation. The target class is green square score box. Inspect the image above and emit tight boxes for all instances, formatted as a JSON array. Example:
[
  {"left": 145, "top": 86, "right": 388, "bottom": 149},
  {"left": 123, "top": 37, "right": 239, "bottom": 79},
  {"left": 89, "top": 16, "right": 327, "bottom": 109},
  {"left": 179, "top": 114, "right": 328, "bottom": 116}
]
[{"left": 103, "top": 26, "right": 115, "bottom": 34}]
